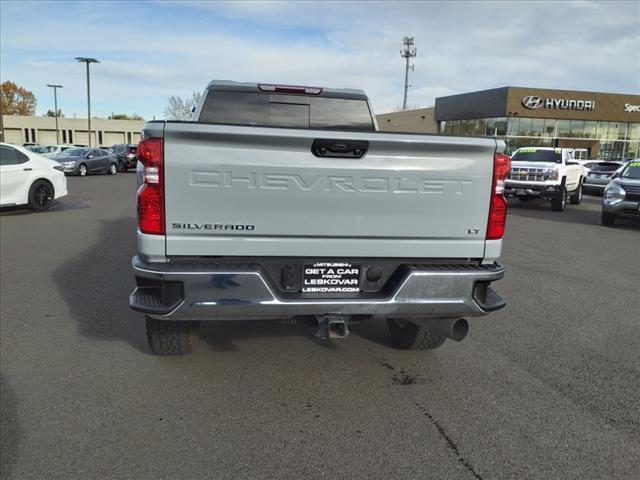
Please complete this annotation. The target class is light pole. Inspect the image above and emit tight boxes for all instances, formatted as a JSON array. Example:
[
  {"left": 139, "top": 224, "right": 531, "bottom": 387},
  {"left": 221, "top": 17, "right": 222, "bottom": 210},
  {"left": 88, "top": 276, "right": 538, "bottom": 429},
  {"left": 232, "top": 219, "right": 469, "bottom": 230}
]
[
  {"left": 400, "top": 36, "right": 417, "bottom": 111},
  {"left": 46, "top": 84, "right": 63, "bottom": 144},
  {"left": 75, "top": 57, "right": 99, "bottom": 147}
]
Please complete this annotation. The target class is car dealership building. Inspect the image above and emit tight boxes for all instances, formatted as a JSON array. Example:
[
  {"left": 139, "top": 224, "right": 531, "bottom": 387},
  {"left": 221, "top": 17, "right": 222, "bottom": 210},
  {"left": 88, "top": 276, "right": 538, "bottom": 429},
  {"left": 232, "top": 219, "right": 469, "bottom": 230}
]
[{"left": 377, "top": 87, "right": 640, "bottom": 160}]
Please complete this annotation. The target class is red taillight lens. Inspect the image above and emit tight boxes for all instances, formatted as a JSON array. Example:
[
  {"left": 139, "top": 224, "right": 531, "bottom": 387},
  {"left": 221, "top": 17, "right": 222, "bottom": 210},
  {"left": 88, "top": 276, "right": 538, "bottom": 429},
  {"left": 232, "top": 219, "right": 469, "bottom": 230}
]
[
  {"left": 137, "top": 138, "right": 164, "bottom": 235},
  {"left": 486, "top": 153, "right": 511, "bottom": 240}
]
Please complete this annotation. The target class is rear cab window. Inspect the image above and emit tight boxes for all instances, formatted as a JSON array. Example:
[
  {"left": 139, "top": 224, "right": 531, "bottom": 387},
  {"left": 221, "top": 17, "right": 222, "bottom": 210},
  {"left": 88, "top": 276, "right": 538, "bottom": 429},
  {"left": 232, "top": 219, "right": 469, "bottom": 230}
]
[
  {"left": 198, "top": 88, "right": 375, "bottom": 132},
  {"left": 591, "top": 163, "right": 622, "bottom": 172}
]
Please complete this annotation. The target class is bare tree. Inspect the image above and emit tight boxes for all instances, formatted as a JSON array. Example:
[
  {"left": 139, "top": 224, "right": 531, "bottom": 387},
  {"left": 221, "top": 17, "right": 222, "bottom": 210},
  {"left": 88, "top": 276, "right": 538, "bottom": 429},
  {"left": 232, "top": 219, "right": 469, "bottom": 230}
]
[{"left": 164, "top": 92, "right": 201, "bottom": 120}]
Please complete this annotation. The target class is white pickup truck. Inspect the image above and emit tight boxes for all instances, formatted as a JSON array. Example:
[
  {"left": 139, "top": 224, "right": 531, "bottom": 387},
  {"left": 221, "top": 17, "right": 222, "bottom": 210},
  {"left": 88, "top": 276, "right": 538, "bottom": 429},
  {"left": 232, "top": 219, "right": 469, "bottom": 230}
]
[
  {"left": 130, "top": 81, "right": 510, "bottom": 355},
  {"left": 505, "top": 147, "right": 586, "bottom": 211}
]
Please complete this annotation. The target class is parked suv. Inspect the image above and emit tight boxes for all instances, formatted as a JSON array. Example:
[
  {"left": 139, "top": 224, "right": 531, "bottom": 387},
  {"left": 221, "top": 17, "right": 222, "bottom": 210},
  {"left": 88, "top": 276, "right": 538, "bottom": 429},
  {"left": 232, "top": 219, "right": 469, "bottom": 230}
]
[
  {"left": 505, "top": 147, "right": 586, "bottom": 211},
  {"left": 602, "top": 159, "right": 640, "bottom": 226},
  {"left": 582, "top": 161, "right": 625, "bottom": 195},
  {"left": 111, "top": 144, "right": 138, "bottom": 171}
]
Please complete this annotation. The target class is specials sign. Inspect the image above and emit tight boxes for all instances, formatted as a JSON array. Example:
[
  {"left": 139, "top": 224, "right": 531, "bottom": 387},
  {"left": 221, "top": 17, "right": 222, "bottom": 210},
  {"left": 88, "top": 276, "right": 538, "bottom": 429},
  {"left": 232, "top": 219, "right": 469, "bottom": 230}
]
[{"left": 522, "top": 95, "right": 596, "bottom": 111}]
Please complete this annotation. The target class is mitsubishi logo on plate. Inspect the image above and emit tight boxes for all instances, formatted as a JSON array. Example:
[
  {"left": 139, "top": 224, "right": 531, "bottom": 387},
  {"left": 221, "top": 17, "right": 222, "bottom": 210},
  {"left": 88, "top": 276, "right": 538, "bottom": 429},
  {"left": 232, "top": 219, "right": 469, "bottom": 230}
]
[{"left": 522, "top": 96, "right": 544, "bottom": 110}]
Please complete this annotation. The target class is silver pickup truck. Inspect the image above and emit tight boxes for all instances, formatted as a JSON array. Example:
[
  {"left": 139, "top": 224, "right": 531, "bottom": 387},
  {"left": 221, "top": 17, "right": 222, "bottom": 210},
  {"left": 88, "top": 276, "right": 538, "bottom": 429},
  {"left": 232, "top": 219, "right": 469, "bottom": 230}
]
[{"left": 130, "top": 81, "right": 510, "bottom": 355}]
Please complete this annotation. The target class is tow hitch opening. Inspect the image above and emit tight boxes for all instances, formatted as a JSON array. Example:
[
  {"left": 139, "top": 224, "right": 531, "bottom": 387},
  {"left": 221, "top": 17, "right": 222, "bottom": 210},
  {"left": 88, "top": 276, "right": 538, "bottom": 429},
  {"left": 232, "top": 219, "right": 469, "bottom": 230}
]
[{"left": 316, "top": 315, "right": 350, "bottom": 339}]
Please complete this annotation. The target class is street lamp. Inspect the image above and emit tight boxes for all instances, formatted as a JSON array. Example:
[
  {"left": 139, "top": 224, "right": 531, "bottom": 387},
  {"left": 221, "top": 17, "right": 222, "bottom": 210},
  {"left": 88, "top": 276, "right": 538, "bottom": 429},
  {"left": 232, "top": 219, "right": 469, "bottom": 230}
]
[
  {"left": 46, "top": 84, "right": 63, "bottom": 144},
  {"left": 75, "top": 57, "right": 99, "bottom": 147}
]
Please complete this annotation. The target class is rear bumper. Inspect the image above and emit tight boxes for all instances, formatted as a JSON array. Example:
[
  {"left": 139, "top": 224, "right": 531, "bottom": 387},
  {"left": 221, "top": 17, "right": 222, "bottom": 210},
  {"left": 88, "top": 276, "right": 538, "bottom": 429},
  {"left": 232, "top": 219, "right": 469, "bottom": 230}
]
[
  {"left": 129, "top": 256, "right": 506, "bottom": 321},
  {"left": 582, "top": 182, "right": 607, "bottom": 191}
]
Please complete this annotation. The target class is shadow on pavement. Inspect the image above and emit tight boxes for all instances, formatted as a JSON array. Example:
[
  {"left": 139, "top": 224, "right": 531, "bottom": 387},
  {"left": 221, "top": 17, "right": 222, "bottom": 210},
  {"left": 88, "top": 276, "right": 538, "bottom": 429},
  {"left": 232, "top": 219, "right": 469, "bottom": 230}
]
[
  {"left": 52, "top": 216, "right": 148, "bottom": 353},
  {"left": 200, "top": 320, "right": 339, "bottom": 352},
  {"left": 0, "top": 197, "right": 89, "bottom": 217},
  {"left": 0, "top": 376, "right": 21, "bottom": 480},
  {"left": 52, "top": 217, "right": 345, "bottom": 354}
]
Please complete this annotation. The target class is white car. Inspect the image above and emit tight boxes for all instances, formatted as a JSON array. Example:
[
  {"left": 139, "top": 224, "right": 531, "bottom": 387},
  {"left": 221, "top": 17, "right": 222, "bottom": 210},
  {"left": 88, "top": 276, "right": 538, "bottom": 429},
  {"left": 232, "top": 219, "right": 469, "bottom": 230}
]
[
  {"left": 0, "top": 143, "right": 68, "bottom": 211},
  {"left": 42, "top": 144, "right": 77, "bottom": 157}
]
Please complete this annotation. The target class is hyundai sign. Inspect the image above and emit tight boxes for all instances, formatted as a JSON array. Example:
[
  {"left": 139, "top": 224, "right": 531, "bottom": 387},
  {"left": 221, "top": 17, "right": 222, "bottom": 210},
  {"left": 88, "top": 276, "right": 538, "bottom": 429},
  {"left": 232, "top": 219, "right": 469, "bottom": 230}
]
[{"left": 521, "top": 95, "right": 595, "bottom": 111}]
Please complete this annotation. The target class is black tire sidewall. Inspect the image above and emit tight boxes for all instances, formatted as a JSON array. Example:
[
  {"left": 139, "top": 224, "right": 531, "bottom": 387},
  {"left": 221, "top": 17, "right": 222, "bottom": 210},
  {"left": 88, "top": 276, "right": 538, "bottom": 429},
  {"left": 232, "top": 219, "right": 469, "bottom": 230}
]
[
  {"left": 28, "top": 180, "right": 53, "bottom": 211},
  {"left": 551, "top": 186, "right": 566, "bottom": 211}
]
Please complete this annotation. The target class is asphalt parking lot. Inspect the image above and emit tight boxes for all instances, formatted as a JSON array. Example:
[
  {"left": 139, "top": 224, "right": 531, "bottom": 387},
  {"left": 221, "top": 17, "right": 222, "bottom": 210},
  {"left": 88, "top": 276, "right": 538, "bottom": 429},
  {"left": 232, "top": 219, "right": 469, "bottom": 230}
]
[{"left": 1, "top": 173, "right": 639, "bottom": 480}]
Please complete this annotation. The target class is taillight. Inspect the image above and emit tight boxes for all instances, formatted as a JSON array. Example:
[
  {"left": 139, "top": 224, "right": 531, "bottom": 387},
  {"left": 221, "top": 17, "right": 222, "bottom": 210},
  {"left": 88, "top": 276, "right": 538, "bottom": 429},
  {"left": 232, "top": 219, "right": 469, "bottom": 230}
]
[
  {"left": 137, "top": 138, "right": 164, "bottom": 235},
  {"left": 486, "top": 153, "right": 511, "bottom": 240}
]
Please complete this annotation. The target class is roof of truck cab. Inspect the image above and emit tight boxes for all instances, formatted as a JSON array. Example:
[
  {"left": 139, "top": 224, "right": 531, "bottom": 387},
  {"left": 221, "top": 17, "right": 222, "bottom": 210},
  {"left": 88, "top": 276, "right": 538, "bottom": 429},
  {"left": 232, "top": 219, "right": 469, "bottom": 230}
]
[{"left": 206, "top": 80, "right": 369, "bottom": 100}]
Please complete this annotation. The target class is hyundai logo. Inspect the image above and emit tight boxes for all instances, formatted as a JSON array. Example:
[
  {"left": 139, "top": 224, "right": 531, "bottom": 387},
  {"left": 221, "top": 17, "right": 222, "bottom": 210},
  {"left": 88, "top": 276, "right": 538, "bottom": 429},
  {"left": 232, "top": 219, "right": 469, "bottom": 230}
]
[{"left": 522, "top": 96, "right": 544, "bottom": 109}]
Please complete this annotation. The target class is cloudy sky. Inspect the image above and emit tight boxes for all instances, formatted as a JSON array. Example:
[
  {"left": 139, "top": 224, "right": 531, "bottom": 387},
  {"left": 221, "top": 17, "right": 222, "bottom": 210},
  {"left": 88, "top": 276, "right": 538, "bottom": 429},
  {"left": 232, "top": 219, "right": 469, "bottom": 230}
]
[{"left": 1, "top": 0, "right": 638, "bottom": 119}]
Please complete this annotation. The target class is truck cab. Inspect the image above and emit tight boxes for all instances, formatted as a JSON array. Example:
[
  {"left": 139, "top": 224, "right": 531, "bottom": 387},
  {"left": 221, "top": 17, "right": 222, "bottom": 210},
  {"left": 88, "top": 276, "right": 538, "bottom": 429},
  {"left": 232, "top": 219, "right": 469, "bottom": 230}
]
[{"left": 505, "top": 147, "right": 586, "bottom": 211}]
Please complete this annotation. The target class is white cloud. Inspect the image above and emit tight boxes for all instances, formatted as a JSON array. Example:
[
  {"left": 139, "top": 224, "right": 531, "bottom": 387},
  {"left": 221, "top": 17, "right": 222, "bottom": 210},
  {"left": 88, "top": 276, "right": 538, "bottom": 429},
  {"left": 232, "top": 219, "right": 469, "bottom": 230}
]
[{"left": 1, "top": 0, "right": 638, "bottom": 119}]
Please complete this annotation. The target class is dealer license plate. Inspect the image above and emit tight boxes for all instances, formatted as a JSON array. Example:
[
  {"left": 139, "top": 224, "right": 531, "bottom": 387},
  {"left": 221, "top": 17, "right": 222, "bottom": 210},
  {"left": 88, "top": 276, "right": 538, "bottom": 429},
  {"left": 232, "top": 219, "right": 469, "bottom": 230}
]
[{"left": 302, "top": 262, "right": 361, "bottom": 293}]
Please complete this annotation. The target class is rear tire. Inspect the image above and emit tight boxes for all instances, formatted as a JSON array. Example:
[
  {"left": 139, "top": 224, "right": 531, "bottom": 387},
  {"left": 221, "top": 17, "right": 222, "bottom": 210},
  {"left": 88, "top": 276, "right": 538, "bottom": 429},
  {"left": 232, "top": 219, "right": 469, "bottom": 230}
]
[
  {"left": 27, "top": 180, "right": 54, "bottom": 211},
  {"left": 146, "top": 317, "right": 200, "bottom": 355},
  {"left": 386, "top": 318, "right": 446, "bottom": 350},
  {"left": 551, "top": 186, "right": 566, "bottom": 211},
  {"left": 569, "top": 180, "right": 582, "bottom": 204},
  {"left": 601, "top": 211, "right": 616, "bottom": 227}
]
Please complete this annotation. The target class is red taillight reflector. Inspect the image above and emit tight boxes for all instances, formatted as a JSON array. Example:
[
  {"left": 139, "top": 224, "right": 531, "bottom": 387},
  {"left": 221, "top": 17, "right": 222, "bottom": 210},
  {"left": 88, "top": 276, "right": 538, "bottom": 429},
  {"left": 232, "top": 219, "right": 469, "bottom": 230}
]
[
  {"left": 258, "top": 84, "right": 323, "bottom": 95},
  {"left": 137, "top": 138, "right": 164, "bottom": 235},
  {"left": 487, "top": 153, "right": 511, "bottom": 240}
]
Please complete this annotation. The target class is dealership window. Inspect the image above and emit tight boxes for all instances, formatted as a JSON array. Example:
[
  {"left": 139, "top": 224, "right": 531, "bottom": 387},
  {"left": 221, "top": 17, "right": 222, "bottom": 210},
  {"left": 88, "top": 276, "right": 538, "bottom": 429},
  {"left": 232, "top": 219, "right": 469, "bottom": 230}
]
[
  {"left": 628, "top": 123, "right": 640, "bottom": 142},
  {"left": 617, "top": 123, "right": 629, "bottom": 140},
  {"left": 62, "top": 130, "right": 67, "bottom": 143},
  {"left": 582, "top": 121, "right": 597, "bottom": 139},
  {"left": 543, "top": 119, "right": 556, "bottom": 137},
  {"left": 474, "top": 119, "right": 486, "bottom": 136},
  {"left": 517, "top": 118, "right": 533, "bottom": 137},
  {"left": 556, "top": 120, "right": 570, "bottom": 137},
  {"left": 495, "top": 117, "right": 507, "bottom": 136},
  {"left": 627, "top": 141, "right": 639, "bottom": 158},
  {"left": 484, "top": 118, "right": 495, "bottom": 136},
  {"left": 458, "top": 119, "right": 471, "bottom": 135},
  {"left": 98, "top": 131, "right": 103, "bottom": 145},
  {"left": 529, "top": 118, "right": 544, "bottom": 137},
  {"left": 568, "top": 120, "right": 584, "bottom": 138},
  {"left": 597, "top": 122, "right": 626, "bottom": 141},
  {"left": 69, "top": 130, "right": 74, "bottom": 143}
]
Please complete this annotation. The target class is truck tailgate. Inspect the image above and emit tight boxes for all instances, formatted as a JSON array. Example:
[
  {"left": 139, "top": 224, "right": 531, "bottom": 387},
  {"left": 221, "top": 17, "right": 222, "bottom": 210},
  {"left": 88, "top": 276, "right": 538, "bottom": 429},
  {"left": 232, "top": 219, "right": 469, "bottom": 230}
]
[{"left": 161, "top": 122, "right": 498, "bottom": 258}]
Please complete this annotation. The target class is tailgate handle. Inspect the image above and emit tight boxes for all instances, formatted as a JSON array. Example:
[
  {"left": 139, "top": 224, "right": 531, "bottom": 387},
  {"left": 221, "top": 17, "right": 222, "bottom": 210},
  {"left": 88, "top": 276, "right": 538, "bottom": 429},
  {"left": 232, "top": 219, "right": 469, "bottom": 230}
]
[{"left": 312, "top": 139, "right": 369, "bottom": 158}]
